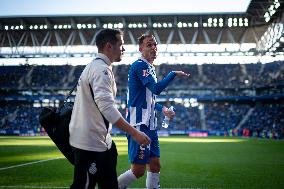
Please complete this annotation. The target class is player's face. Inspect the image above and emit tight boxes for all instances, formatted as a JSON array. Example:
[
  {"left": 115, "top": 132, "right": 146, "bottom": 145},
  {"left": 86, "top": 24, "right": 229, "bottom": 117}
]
[
  {"left": 112, "top": 34, "right": 125, "bottom": 62},
  {"left": 140, "top": 36, "right": 157, "bottom": 64}
]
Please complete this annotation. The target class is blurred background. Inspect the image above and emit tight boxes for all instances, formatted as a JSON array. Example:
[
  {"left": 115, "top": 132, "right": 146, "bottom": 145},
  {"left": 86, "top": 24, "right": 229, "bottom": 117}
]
[{"left": 0, "top": 0, "right": 283, "bottom": 139}]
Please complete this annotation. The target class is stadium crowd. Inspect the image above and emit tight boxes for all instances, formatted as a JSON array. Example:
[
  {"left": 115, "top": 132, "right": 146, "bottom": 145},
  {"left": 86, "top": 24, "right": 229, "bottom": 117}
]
[{"left": 0, "top": 61, "right": 283, "bottom": 139}]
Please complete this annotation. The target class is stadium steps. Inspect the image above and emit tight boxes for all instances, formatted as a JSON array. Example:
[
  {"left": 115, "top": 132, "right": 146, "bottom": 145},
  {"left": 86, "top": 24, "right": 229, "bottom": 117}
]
[
  {"left": 18, "top": 66, "right": 34, "bottom": 89},
  {"left": 198, "top": 104, "right": 206, "bottom": 130},
  {"left": 235, "top": 107, "right": 254, "bottom": 130},
  {"left": 240, "top": 64, "right": 252, "bottom": 81},
  {"left": 63, "top": 66, "right": 76, "bottom": 88},
  {"left": 197, "top": 64, "right": 206, "bottom": 87}
]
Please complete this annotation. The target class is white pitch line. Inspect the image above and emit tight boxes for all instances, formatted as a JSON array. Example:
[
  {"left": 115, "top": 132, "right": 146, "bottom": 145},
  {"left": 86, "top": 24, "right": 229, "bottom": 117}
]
[
  {"left": 0, "top": 188, "right": 213, "bottom": 189},
  {"left": 0, "top": 186, "right": 68, "bottom": 189},
  {"left": 0, "top": 157, "right": 63, "bottom": 171}
]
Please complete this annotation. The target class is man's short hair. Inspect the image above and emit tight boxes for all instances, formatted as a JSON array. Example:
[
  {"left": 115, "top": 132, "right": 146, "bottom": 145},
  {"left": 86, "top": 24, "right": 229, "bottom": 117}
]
[
  {"left": 95, "top": 29, "right": 123, "bottom": 50},
  {"left": 138, "top": 34, "right": 155, "bottom": 46}
]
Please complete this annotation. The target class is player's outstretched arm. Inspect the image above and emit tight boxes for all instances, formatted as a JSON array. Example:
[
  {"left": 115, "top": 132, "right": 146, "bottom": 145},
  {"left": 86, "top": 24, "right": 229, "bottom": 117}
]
[{"left": 173, "top": 71, "right": 190, "bottom": 77}]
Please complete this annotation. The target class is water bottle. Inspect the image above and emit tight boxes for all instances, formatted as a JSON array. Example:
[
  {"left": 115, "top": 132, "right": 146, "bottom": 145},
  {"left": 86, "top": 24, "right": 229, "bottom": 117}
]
[{"left": 162, "top": 106, "right": 175, "bottom": 128}]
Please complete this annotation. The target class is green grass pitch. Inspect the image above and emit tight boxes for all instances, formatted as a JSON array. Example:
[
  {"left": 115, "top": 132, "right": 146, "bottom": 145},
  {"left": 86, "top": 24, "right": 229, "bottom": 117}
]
[{"left": 0, "top": 136, "right": 284, "bottom": 189}]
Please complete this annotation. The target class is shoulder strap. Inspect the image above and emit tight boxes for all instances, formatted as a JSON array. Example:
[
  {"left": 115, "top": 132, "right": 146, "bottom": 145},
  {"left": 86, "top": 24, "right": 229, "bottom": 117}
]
[
  {"left": 58, "top": 82, "right": 77, "bottom": 112},
  {"left": 89, "top": 84, "right": 110, "bottom": 130},
  {"left": 64, "top": 82, "right": 77, "bottom": 103},
  {"left": 88, "top": 57, "right": 110, "bottom": 130}
]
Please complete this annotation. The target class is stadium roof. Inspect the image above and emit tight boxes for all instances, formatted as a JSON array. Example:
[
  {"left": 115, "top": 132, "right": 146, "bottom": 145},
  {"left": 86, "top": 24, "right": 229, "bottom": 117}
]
[{"left": 0, "top": 0, "right": 283, "bottom": 63}]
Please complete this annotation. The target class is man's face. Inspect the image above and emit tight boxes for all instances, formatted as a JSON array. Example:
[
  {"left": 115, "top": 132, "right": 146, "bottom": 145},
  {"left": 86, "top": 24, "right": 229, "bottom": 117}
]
[
  {"left": 112, "top": 34, "right": 125, "bottom": 62},
  {"left": 139, "top": 36, "right": 157, "bottom": 64}
]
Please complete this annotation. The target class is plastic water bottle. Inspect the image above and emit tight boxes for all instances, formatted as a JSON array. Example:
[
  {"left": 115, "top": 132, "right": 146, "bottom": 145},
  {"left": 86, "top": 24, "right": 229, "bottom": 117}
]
[{"left": 162, "top": 106, "right": 175, "bottom": 128}]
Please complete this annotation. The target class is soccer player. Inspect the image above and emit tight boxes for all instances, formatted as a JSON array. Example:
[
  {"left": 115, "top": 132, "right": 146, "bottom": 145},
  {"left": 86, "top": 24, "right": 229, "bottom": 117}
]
[{"left": 118, "top": 34, "right": 189, "bottom": 189}]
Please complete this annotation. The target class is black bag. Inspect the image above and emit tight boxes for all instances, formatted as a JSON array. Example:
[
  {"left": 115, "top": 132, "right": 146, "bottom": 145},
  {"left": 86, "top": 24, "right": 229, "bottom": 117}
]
[
  {"left": 39, "top": 83, "right": 77, "bottom": 165},
  {"left": 39, "top": 101, "right": 75, "bottom": 164},
  {"left": 39, "top": 80, "right": 109, "bottom": 165}
]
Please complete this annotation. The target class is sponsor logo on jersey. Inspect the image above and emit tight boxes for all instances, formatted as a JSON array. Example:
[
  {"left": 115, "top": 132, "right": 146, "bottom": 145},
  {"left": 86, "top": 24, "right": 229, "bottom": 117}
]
[{"left": 142, "top": 69, "right": 149, "bottom": 77}]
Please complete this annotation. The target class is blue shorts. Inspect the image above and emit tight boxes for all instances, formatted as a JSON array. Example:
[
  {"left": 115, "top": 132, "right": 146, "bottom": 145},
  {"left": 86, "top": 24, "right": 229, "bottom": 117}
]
[{"left": 127, "top": 124, "right": 160, "bottom": 164}]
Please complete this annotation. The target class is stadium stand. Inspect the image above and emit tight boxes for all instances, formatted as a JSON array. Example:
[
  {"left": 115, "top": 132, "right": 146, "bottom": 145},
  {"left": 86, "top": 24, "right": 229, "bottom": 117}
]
[
  {"left": 1, "top": 0, "right": 283, "bottom": 139},
  {"left": 1, "top": 61, "right": 283, "bottom": 139}
]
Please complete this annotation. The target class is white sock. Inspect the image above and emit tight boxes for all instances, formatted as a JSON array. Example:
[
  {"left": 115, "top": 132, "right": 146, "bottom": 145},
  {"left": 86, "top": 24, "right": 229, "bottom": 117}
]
[
  {"left": 146, "top": 171, "right": 160, "bottom": 189},
  {"left": 118, "top": 169, "right": 137, "bottom": 189}
]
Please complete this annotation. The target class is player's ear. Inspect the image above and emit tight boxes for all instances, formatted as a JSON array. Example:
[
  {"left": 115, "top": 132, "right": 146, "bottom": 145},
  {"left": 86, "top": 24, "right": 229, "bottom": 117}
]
[
  {"left": 106, "top": 42, "right": 113, "bottom": 50},
  {"left": 139, "top": 45, "right": 143, "bottom": 52}
]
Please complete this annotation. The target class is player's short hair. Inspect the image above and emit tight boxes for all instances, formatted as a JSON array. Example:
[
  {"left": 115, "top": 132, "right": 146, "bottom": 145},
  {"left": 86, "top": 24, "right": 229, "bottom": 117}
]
[
  {"left": 95, "top": 29, "right": 123, "bottom": 50},
  {"left": 138, "top": 34, "right": 155, "bottom": 47}
]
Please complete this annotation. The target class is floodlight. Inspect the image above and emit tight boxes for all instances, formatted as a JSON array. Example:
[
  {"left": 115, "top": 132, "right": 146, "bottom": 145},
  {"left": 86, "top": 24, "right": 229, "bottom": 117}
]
[
  {"left": 108, "top": 23, "right": 113, "bottom": 28},
  {"left": 274, "top": 42, "right": 280, "bottom": 47},
  {"left": 275, "top": 2, "right": 280, "bottom": 8},
  {"left": 117, "top": 23, "right": 123, "bottom": 28},
  {"left": 208, "top": 18, "right": 212, "bottom": 23}
]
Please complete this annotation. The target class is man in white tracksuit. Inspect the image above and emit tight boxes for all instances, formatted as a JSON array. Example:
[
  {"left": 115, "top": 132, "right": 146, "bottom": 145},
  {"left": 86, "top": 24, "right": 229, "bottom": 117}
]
[{"left": 69, "top": 29, "right": 151, "bottom": 189}]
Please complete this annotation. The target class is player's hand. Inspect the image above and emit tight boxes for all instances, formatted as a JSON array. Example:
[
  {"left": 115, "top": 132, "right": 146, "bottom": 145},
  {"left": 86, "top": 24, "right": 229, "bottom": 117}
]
[
  {"left": 173, "top": 71, "right": 190, "bottom": 77},
  {"left": 132, "top": 130, "right": 151, "bottom": 146},
  {"left": 162, "top": 106, "right": 175, "bottom": 120}
]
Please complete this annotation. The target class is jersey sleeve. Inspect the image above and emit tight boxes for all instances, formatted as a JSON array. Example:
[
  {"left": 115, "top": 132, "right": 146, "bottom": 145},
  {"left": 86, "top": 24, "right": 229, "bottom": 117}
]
[
  {"left": 146, "top": 71, "right": 176, "bottom": 95},
  {"left": 155, "top": 103, "right": 163, "bottom": 112},
  {"left": 90, "top": 66, "right": 121, "bottom": 124}
]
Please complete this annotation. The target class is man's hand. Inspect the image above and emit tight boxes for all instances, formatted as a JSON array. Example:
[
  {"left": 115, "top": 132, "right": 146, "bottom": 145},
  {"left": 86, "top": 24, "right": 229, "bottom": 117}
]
[
  {"left": 114, "top": 117, "right": 151, "bottom": 146},
  {"left": 162, "top": 106, "right": 175, "bottom": 120},
  {"left": 132, "top": 130, "right": 151, "bottom": 146},
  {"left": 174, "top": 71, "right": 190, "bottom": 77}
]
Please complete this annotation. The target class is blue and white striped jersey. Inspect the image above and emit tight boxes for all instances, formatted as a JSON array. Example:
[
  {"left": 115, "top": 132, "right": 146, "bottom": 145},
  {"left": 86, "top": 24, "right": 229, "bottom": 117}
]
[{"left": 126, "top": 57, "right": 176, "bottom": 130}]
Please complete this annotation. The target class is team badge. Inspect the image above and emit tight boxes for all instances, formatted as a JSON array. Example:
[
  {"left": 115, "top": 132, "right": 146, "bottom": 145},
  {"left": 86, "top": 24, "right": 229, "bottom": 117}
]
[
  {"left": 88, "top": 162, "right": 97, "bottom": 174},
  {"left": 103, "top": 70, "right": 108, "bottom": 76}
]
